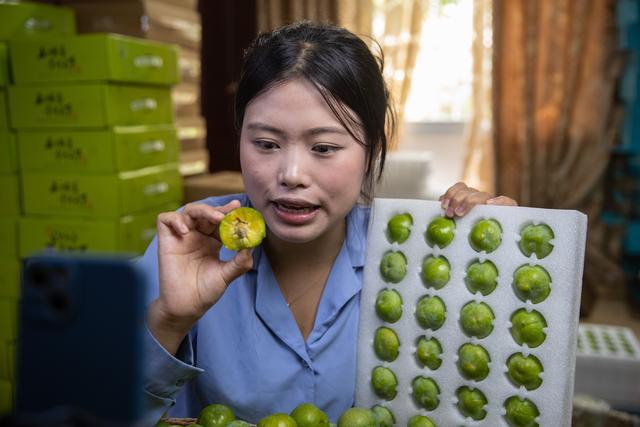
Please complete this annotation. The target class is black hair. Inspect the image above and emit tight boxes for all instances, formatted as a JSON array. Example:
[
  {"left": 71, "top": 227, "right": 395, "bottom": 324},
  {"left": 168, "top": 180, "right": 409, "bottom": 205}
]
[{"left": 235, "top": 20, "right": 395, "bottom": 202}]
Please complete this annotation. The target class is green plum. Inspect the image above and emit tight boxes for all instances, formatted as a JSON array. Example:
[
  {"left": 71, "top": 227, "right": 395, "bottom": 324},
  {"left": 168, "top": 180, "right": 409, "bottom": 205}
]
[
  {"left": 411, "top": 376, "right": 440, "bottom": 410},
  {"left": 226, "top": 422, "right": 251, "bottom": 427},
  {"left": 197, "top": 404, "right": 235, "bottom": 427},
  {"left": 457, "top": 343, "right": 490, "bottom": 381},
  {"left": 465, "top": 260, "right": 499, "bottom": 295},
  {"left": 379, "top": 251, "right": 407, "bottom": 283},
  {"left": 375, "top": 288, "right": 403, "bottom": 323},
  {"left": 507, "top": 353, "right": 543, "bottom": 390},
  {"left": 421, "top": 255, "right": 451, "bottom": 289},
  {"left": 459, "top": 302, "right": 495, "bottom": 339},
  {"left": 510, "top": 309, "right": 547, "bottom": 348},
  {"left": 513, "top": 265, "right": 551, "bottom": 304},
  {"left": 456, "top": 386, "right": 488, "bottom": 420},
  {"left": 387, "top": 213, "right": 413, "bottom": 243},
  {"left": 338, "top": 408, "right": 378, "bottom": 427},
  {"left": 373, "top": 327, "right": 400, "bottom": 362},
  {"left": 519, "top": 223, "right": 554, "bottom": 259},
  {"left": 504, "top": 396, "right": 540, "bottom": 427},
  {"left": 415, "top": 296, "right": 446, "bottom": 331},
  {"left": 407, "top": 415, "right": 436, "bottom": 427},
  {"left": 426, "top": 216, "right": 456, "bottom": 248},
  {"left": 257, "top": 414, "right": 297, "bottom": 427},
  {"left": 469, "top": 219, "right": 502, "bottom": 253},
  {"left": 371, "top": 405, "right": 395, "bottom": 427},
  {"left": 290, "top": 403, "right": 330, "bottom": 427},
  {"left": 416, "top": 336, "right": 442, "bottom": 370},
  {"left": 371, "top": 366, "right": 398, "bottom": 400}
]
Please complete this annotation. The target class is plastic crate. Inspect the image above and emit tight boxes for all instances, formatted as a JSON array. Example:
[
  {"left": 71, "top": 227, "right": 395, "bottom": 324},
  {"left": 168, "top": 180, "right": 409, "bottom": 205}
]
[{"left": 575, "top": 323, "right": 640, "bottom": 411}]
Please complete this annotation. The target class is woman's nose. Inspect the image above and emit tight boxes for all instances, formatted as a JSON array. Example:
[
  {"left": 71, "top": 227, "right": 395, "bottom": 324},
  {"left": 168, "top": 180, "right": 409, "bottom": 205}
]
[{"left": 278, "top": 148, "right": 311, "bottom": 189}]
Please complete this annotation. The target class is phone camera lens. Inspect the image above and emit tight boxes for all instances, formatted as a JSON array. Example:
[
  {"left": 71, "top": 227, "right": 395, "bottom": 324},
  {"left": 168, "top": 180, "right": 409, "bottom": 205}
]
[
  {"left": 27, "top": 263, "right": 51, "bottom": 289},
  {"left": 48, "top": 289, "right": 70, "bottom": 313}
]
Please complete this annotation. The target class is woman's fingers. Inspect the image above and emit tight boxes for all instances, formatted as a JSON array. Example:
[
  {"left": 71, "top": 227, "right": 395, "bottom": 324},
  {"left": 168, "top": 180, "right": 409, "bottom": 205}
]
[
  {"left": 157, "top": 211, "right": 194, "bottom": 236},
  {"left": 439, "top": 182, "right": 519, "bottom": 217},
  {"left": 486, "top": 195, "right": 518, "bottom": 206},
  {"left": 218, "top": 249, "right": 254, "bottom": 288},
  {"left": 183, "top": 200, "right": 242, "bottom": 236}
]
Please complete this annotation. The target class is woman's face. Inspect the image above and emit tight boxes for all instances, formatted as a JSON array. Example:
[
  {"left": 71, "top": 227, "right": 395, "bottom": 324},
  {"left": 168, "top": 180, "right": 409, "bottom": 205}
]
[{"left": 240, "top": 78, "right": 367, "bottom": 245}]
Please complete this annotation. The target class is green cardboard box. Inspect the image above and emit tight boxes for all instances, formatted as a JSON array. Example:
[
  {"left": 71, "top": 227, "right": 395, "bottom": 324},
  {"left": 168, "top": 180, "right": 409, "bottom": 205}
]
[
  {"left": 11, "top": 33, "right": 179, "bottom": 86},
  {"left": 0, "top": 43, "right": 9, "bottom": 86},
  {"left": 0, "top": 217, "right": 19, "bottom": 257},
  {"left": 0, "top": 1, "right": 75, "bottom": 41},
  {"left": 8, "top": 83, "right": 174, "bottom": 129},
  {"left": 22, "top": 164, "right": 182, "bottom": 217},
  {"left": 0, "top": 299, "right": 17, "bottom": 341},
  {"left": 19, "top": 203, "right": 178, "bottom": 257},
  {"left": 0, "top": 174, "right": 20, "bottom": 216},
  {"left": 18, "top": 125, "right": 179, "bottom": 173},
  {"left": 0, "top": 378, "right": 12, "bottom": 414},
  {"left": 0, "top": 89, "right": 8, "bottom": 129},
  {"left": 0, "top": 340, "right": 15, "bottom": 381},
  {"left": 0, "top": 260, "right": 19, "bottom": 300},
  {"left": 0, "top": 132, "right": 17, "bottom": 173}
]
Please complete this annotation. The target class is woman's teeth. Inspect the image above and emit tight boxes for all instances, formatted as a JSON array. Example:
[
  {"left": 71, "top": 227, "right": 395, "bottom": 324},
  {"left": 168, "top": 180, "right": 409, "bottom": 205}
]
[{"left": 277, "top": 203, "right": 315, "bottom": 214}]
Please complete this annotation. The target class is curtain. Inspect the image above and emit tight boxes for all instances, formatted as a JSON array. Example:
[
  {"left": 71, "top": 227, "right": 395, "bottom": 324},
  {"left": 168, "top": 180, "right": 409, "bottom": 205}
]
[
  {"left": 462, "top": 0, "right": 494, "bottom": 193},
  {"left": 340, "top": 0, "right": 427, "bottom": 146},
  {"left": 491, "top": 0, "right": 626, "bottom": 313},
  {"left": 257, "top": 0, "right": 338, "bottom": 32}
]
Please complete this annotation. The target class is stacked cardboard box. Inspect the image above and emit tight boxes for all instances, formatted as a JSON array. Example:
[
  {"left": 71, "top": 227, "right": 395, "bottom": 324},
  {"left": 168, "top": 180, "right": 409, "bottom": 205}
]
[
  {"left": 59, "top": 0, "right": 208, "bottom": 176},
  {"left": 9, "top": 33, "right": 183, "bottom": 259},
  {"left": 0, "top": 0, "right": 77, "bottom": 414}
]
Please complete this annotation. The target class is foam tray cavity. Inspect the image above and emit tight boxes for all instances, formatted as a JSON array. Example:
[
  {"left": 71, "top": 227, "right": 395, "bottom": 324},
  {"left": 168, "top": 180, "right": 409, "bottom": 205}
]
[{"left": 356, "top": 198, "right": 588, "bottom": 426}]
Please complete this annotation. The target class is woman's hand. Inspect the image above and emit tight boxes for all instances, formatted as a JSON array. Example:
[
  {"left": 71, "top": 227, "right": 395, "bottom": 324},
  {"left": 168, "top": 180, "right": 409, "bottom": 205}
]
[
  {"left": 439, "top": 182, "right": 517, "bottom": 218},
  {"left": 148, "top": 200, "right": 254, "bottom": 354}
]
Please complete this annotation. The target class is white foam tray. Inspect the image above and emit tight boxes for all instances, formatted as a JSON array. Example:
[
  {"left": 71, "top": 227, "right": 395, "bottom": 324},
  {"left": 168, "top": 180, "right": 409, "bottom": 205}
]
[{"left": 356, "top": 199, "right": 588, "bottom": 426}]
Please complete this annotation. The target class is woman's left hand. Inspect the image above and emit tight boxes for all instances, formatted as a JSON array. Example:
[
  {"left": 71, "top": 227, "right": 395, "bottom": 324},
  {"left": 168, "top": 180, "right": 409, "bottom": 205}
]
[{"left": 439, "top": 182, "right": 517, "bottom": 218}]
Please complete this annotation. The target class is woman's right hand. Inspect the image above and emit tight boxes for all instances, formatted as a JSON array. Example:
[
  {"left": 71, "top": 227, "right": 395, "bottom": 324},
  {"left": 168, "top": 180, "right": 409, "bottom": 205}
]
[{"left": 148, "top": 200, "right": 254, "bottom": 354}]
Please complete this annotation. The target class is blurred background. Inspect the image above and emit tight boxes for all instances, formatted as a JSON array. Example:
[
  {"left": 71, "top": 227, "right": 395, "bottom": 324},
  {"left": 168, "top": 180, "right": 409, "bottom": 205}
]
[{"left": 0, "top": 0, "right": 639, "bottom": 424}]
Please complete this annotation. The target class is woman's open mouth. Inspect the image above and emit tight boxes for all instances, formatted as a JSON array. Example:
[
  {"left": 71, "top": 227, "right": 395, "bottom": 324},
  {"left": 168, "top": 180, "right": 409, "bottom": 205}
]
[{"left": 272, "top": 200, "right": 320, "bottom": 224}]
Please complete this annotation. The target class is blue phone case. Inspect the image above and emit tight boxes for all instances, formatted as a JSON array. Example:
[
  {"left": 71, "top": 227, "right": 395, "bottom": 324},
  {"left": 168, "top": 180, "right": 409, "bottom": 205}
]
[{"left": 16, "top": 254, "right": 147, "bottom": 426}]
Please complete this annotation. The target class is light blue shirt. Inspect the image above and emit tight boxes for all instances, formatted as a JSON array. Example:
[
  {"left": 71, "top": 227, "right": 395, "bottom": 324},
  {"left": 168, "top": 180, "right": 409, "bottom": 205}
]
[{"left": 140, "top": 194, "right": 370, "bottom": 423}]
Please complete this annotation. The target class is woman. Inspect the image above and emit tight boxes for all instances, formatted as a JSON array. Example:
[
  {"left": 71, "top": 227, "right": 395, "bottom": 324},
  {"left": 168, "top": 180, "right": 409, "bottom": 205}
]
[{"left": 140, "top": 21, "right": 516, "bottom": 423}]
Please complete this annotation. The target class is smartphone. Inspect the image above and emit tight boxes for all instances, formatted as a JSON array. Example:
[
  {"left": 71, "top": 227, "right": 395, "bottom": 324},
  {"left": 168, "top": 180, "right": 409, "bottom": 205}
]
[{"left": 15, "top": 254, "right": 148, "bottom": 427}]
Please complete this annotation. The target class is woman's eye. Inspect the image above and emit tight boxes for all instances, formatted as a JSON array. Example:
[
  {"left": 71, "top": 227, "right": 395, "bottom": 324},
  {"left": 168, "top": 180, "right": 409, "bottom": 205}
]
[
  {"left": 253, "top": 140, "right": 278, "bottom": 150},
  {"left": 312, "top": 144, "right": 339, "bottom": 154}
]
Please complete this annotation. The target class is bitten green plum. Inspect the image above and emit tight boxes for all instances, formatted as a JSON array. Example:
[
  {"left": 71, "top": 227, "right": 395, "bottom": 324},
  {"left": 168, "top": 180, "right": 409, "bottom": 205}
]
[
  {"left": 371, "top": 405, "right": 395, "bottom": 427},
  {"left": 513, "top": 265, "right": 551, "bottom": 304},
  {"left": 457, "top": 343, "right": 491, "bottom": 381},
  {"left": 415, "top": 296, "right": 446, "bottom": 331},
  {"left": 504, "top": 396, "right": 540, "bottom": 427},
  {"left": 465, "top": 260, "right": 498, "bottom": 295},
  {"left": 426, "top": 216, "right": 455, "bottom": 248},
  {"left": 373, "top": 327, "right": 400, "bottom": 362},
  {"left": 459, "top": 302, "right": 495, "bottom": 339},
  {"left": 387, "top": 213, "right": 413, "bottom": 243},
  {"left": 379, "top": 251, "right": 407, "bottom": 283},
  {"left": 375, "top": 288, "right": 403, "bottom": 323},
  {"left": 411, "top": 376, "right": 440, "bottom": 410},
  {"left": 469, "top": 219, "right": 502, "bottom": 253},
  {"left": 421, "top": 255, "right": 451, "bottom": 289},
  {"left": 519, "top": 223, "right": 554, "bottom": 259},
  {"left": 371, "top": 366, "right": 398, "bottom": 400},
  {"left": 510, "top": 309, "right": 547, "bottom": 348},
  {"left": 456, "top": 386, "right": 488, "bottom": 420},
  {"left": 507, "top": 353, "right": 543, "bottom": 390},
  {"left": 407, "top": 415, "right": 436, "bottom": 427},
  {"left": 416, "top": 336, "right": 443, "bottom": 370}
]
